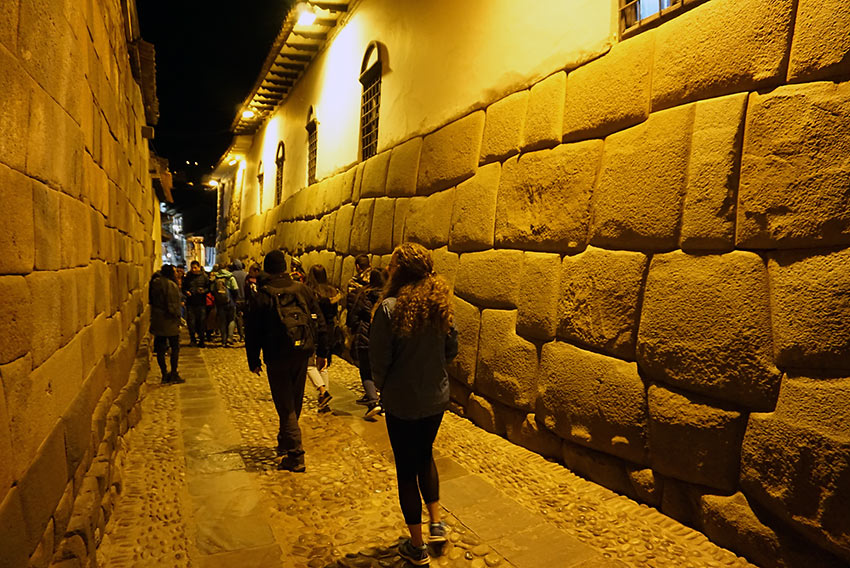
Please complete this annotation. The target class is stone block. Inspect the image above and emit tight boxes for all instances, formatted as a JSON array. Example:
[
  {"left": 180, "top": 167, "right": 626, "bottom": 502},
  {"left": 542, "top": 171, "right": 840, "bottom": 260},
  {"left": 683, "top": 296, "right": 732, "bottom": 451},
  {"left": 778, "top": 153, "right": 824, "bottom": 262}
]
[
  {"left": 737, "top": 82, "right": 850, "bottom": 249},
  {"left": 741, "top": 375, "right": 850, "bottom": 563},
  {"left": 627, "top": 468, "right": 663, "bottom": 507},
  {"left": 651, "top": 0, "right": 795, "bottom": 111},
  {"left": 62, "top": 376, "right": 97, "bottom": 476},
  {"left": 521, "top": 71, "right": 565, "bottom": 152},
  {"left": 505, "top": 414, "right": 562, "bottom": 460},
  {"left": 0, "top": 276, "right": 32, "bottom": 365},
  {"left": 660, "top": 477, "right": 705, "bottom": 527},
  {"left": 386, "top": 137, "right": 421, "bottom": 197},
  {"left": 32, "top": 181, "right": 61, "bottom": 270},
  {"left": 340, "top": 256, "right": 356, "bottom": 294},
  {"left": 466, "top": 393, "right": 505, "bottom": 436},
  {"left": 539, "top": 342, "right": 647, "bottom": 464},
  {"left": 417, "top": 111, "right": 484, "bottom": 195},
  {"left": 680, "top": 93, "right": 747, "bottom": 252},
  {"left": 590, "top": 104, "right": 694, "bottom": 251},
  {"left": 392, "top": 198, "right": 411, "bottom": 249},
  {"left": 563, "top": 31, "right": 653, "bottom": 141},
  {"left": 0, "top": 355, "right": 32, "bottom": 477},
  {"left": 28, "top": 88, "right": 83, "bottom": 198},
  {"left": 60, "top": 195, "right": 92, "bottom": 268},
  {"left": 18, "top": 422, "right": 68, "bottom": 554},
  {"left": 769, "top": 248, "right": 850, "bottom": 371},
  {"left": 788, "top": 0, "right": 850, "bottom": 83},
  {"left": 561, "top": 442, "right": 636, "bottom": 499},
  {"left": 58, "top": 269, "right": 79, "bottom": 346},
  {"left": 432, "top": 247, "right": 458, "bottom": 288},
  {"left": 404, "top": 189, "right": 455, "bottom": 249},
  {"left": 369, "top": 197, "right": 395, "bottom": 255},
  {"left": 333, "top": 203, "right": 354, "bottom": 254},
  {"left": 449, "top": 162, "right": 500, "bottom": 253},
  {"left": 0, "top": 0, "right": 18, "bottom": 50},
  {"left": 26, "top": 271, "right": 62, "bottom": 367},
  {"left": 475, "top": 310, "right": 538, "bottom": 411},
  {"left": 516, "top": 252, "right": 559, "bottom": 341},
  {"left": 648, "top": 383, "right": 746, "bottom": 492},
  {"left": 447, "top": 296, "right": 479, "bottom": 387},
  {"left": 340, "top": 165, "right": 357, "bottom": 205},
  {"left": 454, "top": 249, "right": 523, "bottom": 308},
  {"left": 322, "top": 173, "right": 344, "bottom": 211},
  {"left": 349, "top": 198, "right": 374, "bottom": 254},
  {"left": 0, "top": 33, "right": 31, "bottom": 171},
  {"left": 559, "top": 247, "right": 647, "bottom": 360},
  {"left": 448, "top": 378, "right": 471, "bottom": 407},
  {"left": 0, "top": 381, "right": 11, "bottom": 502},
  {"left": 351, "top": 162, "right": 365, "bottom": 203},
  {"left": 360, "top": 151, "right": 391, "bottom": 198},
  {"left": 0, "top": 488, "right": 29, "bottom": 568},
  {"left": 499, "top": 141, "right": 600, "bottom": 255},
  {"left": 480, "top": 91, "right": 527, "bottom": 165},
  {"left": 637, "top": 251, "right": 780, "bottom": 410},
  {"left": 0, "top": 164, "right": 34, "bottom": 274}
]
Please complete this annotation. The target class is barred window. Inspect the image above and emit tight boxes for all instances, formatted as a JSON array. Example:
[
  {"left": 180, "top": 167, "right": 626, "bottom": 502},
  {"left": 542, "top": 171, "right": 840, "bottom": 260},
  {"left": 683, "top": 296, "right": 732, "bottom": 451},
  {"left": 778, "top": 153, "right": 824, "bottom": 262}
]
[
  {"left": 257, "top": 161, "right": 264, "bottom": 213},
  {"left": 359, "top": 42, "right": 383, "bottom": 160},
  {"left": 620, "top": 0, "right": 702, "bottom": 37},
  {"left": 306, "top": 108, "right": 318, "bottom": 185},
  {"left": 275, "top": 141, "right": 284, "bottom": 206}
]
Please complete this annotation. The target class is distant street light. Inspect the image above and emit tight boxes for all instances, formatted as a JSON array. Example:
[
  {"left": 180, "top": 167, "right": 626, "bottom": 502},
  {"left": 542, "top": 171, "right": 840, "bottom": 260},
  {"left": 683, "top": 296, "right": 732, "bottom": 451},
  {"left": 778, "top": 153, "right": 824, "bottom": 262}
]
[{"left": 242, "top": 109, "right": 255, "bottom": 119}]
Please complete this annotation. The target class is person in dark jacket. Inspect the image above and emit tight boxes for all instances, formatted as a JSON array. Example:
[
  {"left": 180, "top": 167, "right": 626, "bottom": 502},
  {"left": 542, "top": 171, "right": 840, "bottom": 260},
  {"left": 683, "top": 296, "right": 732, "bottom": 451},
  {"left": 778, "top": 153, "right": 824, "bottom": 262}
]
[
  {"left": 149, "top": 264, "right": 185, "bottom": 384},
  {"left": 347, "top": 268, "right": 385, "bottom": 418},
  {"left": 182, "top": 260, "right": 210, "bottom": 347},
  {"left": 304, "top": 264, "right": 342, "bottom": 410},
  {"left": 245, "top": 250, "right": 329, "bottom": 472},
  {"left": 369, "top": 243, "right": 458, "bottom": 566},
  {"left": 230, "top": 259, "right": 248, "bottom": 342}
]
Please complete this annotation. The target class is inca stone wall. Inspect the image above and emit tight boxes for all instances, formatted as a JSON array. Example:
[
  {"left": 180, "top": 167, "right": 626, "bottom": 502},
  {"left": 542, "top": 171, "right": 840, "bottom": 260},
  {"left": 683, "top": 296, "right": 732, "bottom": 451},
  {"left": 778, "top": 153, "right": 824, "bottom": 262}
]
[
  {"left": 217, "top": 0, "right": 850, "bottom": 566},
  {"left": 0, "top": 1, "right": 158, "bottom": 566}
]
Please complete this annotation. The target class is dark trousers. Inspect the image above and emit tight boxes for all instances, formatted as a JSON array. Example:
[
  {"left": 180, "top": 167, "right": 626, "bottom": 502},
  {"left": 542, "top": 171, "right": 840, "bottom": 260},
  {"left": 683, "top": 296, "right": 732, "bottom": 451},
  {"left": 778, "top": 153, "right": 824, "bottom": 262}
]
[
  {"left": 186, "top": 304, "right": 206, "bottom": 344},
  {"left": 385, "top": 412, "right": 444, "bottom": 525},
  {"left": 216, "top": 303, "right": 235, "bottom": 345},
  {"left": 357, "top": 347, "right": 379, "bottom": 403},
  {"left": 153, "top": 335, "right": 180, "bottom": 376},
  {"left": 265, "top": 353, "right": 310, "bottom": 457}
]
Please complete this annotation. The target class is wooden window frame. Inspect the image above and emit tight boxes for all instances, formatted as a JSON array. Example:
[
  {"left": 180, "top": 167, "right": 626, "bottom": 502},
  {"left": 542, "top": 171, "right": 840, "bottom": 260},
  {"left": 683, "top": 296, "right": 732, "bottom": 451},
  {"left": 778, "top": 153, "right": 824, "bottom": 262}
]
[
  {"left": 619, "top": 0, "right": 709, "bottom": 39},
  {"left": 359, "top": 42, "right": 383, "bottom": 160}
]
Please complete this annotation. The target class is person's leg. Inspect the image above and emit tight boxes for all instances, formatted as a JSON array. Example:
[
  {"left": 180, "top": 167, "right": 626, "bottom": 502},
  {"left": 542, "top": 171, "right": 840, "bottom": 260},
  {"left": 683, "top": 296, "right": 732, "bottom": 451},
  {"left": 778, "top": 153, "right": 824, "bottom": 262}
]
[
  {"left": 416, "top": 413, "right": 444, "bottom": 538},
  {"left": 153, "top": 336, "right": 168, "bottom": 379},
  {"left": 306, "top": 358, "right": 325, "bottom": 390},
  {"left": 357, "top": 348, "right": 378, "bottom": 402},
  {"left": 266, "top": 354, "right": 309, "bottom": 461},
  {"left": 186, "top": 307, "right": 197, "bottom": 344},
  {"left": 168, "top": 335, "right": 180, "bottom": 375},
  {"left": 385, "top": 413, "right": 427, "bottom": 545}
]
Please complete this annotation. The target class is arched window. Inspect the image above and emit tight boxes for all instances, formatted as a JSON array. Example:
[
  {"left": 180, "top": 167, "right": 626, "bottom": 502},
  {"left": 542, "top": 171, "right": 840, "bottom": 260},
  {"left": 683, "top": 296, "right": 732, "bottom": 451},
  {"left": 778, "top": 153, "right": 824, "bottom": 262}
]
[
  {"left": 359, "top": 42, "right": 383, "bottom": 160},
  {"left": 274, "top": 141, "right": 285, "bottom": 206},
  {"left": 257, "top": 160, "right": 264, "bottom": 213},
  {"left": 306, "top": 107, "right": 318, "bottom": 185}
]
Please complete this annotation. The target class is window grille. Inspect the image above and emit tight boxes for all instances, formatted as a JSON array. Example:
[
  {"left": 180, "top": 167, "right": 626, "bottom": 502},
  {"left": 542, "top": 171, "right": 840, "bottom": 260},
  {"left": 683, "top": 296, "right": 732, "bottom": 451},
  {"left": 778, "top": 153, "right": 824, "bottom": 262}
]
[
  {"left": 257, "top": 161, "right": 264, "bottom": 213},
  {"left": 275, "top": 142, "right": 284, "bottom": 206},
  {"left": 620, "top": 0, "right": 704, "bottom": 37},
  {"left": 306, "top": 110, "right": 318, "bottom": 185},
  {"left": 359, "top": 43, "right": 383, "bottom": 160}
]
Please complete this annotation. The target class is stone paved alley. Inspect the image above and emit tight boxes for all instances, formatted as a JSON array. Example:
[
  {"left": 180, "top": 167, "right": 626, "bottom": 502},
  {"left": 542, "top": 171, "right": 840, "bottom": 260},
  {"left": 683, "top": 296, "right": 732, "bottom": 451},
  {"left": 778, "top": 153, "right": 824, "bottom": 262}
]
[{"left": 95, "top": 341, "right": 756, "bottom": 568}]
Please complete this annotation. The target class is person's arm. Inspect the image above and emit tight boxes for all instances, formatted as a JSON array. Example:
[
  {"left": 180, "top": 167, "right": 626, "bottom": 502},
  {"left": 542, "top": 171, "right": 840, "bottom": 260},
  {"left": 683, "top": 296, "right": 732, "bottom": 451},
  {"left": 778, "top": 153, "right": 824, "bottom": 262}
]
[
  {"left": 369, "top": 302, "right": 392, "bottom": 391},
  {"left": 244, "top": 290, "right": 263, "bottom": 371},
  {"left": 167, "top": 282, "right": 182, "bottom": 319}
]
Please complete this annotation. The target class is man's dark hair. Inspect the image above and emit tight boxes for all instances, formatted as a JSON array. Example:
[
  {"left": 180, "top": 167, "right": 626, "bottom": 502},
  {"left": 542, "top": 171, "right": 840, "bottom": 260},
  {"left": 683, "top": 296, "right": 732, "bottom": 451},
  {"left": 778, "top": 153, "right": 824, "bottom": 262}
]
[
  {"left": 355, "top": 254, "right": 371, "bottom": 271},
  {"left": 161, "top": 264, "right": 176, "bottom": 279},
  {"left": 190, "top": 260, "right": 201, "bottom": 268},
  {"left": 264, "top": 250, "right": 287, "bottom": 275}
]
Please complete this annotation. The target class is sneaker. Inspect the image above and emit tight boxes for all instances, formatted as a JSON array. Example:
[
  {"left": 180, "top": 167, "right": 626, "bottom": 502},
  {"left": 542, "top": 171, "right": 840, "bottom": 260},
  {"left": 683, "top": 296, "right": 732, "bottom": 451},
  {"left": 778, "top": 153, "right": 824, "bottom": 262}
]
[
  {"left": 398, "top": 539, "right": 429, "bottom": 566},
  {"left": 167, "top": 372, "right": 185, "bottom": 384},
  {"left": 277, "top": 454, "right": 306, "bottom": 472},
  {"left": 365, "top": 403, "right": 382, "bottom": 420},
  {"left": 317, "top": 390, "right": 333, "bottom": 409},
  {"left": 429, "top": 521, "right": 447, "bottom": 543},
  {"left": 355, "top": 395, "right": 371, "bottom": 406}
]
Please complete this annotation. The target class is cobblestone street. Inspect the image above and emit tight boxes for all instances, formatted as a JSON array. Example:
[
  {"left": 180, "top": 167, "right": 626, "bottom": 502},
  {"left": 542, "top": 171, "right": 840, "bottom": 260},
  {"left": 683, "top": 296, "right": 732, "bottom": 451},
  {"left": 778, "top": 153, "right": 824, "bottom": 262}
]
[{"left": 96, "top": 342, "right": 756, "bottom": 568}]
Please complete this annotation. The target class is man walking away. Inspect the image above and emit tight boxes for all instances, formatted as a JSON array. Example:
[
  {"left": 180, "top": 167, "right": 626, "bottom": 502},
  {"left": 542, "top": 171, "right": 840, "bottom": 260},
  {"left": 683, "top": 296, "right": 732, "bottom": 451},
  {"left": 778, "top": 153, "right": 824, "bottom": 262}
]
[
  {"left": 182, "top": 260, "right": 209, "bottom": 347},
  {"left": 245, "top": 250, "right": 329, "bottom": 472},
  {"left": 149, "top": 264, "right": 184, "bottom": 384},
  {"left": 230, "top": 260, "right": 248, "bottom": 343},
  {"left": 212, "top": 264, "right": 239, "bottom": 347}
]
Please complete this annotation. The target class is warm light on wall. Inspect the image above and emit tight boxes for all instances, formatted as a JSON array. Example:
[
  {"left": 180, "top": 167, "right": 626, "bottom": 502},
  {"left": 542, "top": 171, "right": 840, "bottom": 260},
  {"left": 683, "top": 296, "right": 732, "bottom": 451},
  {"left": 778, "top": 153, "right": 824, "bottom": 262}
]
[{"left": 296, "top": 3, "right": 317, "bottom": 26}]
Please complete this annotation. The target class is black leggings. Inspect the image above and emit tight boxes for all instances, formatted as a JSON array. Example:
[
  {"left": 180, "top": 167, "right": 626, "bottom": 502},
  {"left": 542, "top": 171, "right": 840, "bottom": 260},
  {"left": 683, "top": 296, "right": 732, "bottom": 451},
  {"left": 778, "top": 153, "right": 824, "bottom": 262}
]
[{"left": 385, "top": 412, "right": 443, "bottom": 525}]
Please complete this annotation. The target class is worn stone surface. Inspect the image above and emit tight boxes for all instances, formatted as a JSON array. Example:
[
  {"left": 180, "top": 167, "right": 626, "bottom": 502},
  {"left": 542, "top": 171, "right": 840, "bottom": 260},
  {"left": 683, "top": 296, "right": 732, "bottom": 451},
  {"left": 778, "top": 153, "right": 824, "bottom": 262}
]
[
  {"left": 26, "top": 271, "right": 62, "bottom": 367},
  {"left": 681, "top": 93, "right": 747, "bottom": 252},
  {"left": 788, "top": 0, "right": 850, "bottom": 83},
  {"left": 449, "top": 162, "right": 500, "bottom": 253},
  {"left": 385, "top": 137, "right": 421, "bottom": 197},
  {"left": 539, "top": 342, "right": 647, "bottom": 464},
  {"left": 0, "top": 44, "right": 31, "bottom": 172},
  {"left": 504, "top": 414, "right": 561, "bottom": 461},
  {"left": 391, "top": 198, "right": 410, "bottom": 249},
  {"left": 332, "top": 203, "right": 354, "bottom": 254},
  {"left": 590, "top": 104, "right": 694, "bottom": 251},
  {"left": 359, "top": 151, "right": 391, "bottom": 198},
  {"left": 32, "top": 180, "right": 61, "bottom": 271},
  {"left": 475, "top": 310, "right": 538, "bottom": 411},
  {"left": 561, "top": 442, "right": 635, "bottom": 500},
  {"left": 60, "top": 193, "right": 92, "bottom": 268},
  {"left": 637, "top": 251, "right": 780, "bottom": 410},
  {"left": 648, "top": 383, "right": 745, "bottom": 492},
  {"left": 496, "top": 140, "right": 601, "bottom": 253},
  {"left": 18, "top": 423, "right": 68, "bottom": 554},
  {"left": 480, "top": 91, "right": 527, "bottom": 165},
  {"left": 741, "top": 375, "right": 850, "bottom": 563},
  {"left": 559, "top": 247, "right": 647, "bottom": 361},
  {"left": 455, "top": 250, "right": 523, "bottom": 309},
  {"left": 417, "top": 111, "right": 484, "bottom": 195},
  {"left": 563, "top": 31, "right": 653, "bottom": 141},
  {"left": 522, "top": 72, "right": 565, "bottom": 152},
  {"left": 627, "top": 468, "right": 663, "bottom": 508},
  {"left": 368, "top": 197, "right": 394, "bottom": 255},
  {"left": 466, "top": 393, "right": 506, "bottom": 436},
  {"left": 0, "top": 164, "right": 34, "bottom": 274},
  {"left": 0, "top": 379, "right": 12, "bottom": 502},
  {"left": 432, "top": 247, "right": 459, "bottom": 289},
  {"left": 737, "top": 82, "right": 850, "bottom": 249},
  {"left": 0, "top": 276, "right": 32, "bottom": 366},
  {"left": 448, "top": 296, "right": 480, "bottom": 388},
  {"left": 768, "top": 248, "right": 850, "bottom": 372},
  {"left": 516, "top": 252, "right": 559, "bottom": 341},
  {"left": 651, "top": 0, "right": 795, "bottom": 111},
  {"left": 404, "top": 189, "right": 455, "bottom": 249},
  {"left": 351, "top": 161, "right": 365, "bottom": 203},
  {"left": 0, "top": 488, "right": 30, "bottom": 568}
]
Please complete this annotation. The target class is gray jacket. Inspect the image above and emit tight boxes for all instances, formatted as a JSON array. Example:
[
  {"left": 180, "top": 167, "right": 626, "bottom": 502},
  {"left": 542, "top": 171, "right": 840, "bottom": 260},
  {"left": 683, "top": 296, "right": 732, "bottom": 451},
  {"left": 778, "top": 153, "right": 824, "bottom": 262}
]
[
  {"left": 369, "top": 297, "right": 458, "bottom": 420},
  {"left": 149, "top": 274, "right": 182, "bottom": 337}
]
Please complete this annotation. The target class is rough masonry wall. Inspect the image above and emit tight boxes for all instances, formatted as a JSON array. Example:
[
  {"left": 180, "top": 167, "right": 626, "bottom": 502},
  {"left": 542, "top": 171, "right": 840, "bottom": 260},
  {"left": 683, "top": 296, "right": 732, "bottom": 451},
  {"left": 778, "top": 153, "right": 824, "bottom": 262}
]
[
  {"left": 218, "top": 0, "right": 850, "bottom": 566},
  {"left": 0, "top": 0, "right": 158, "bottom": 566}
]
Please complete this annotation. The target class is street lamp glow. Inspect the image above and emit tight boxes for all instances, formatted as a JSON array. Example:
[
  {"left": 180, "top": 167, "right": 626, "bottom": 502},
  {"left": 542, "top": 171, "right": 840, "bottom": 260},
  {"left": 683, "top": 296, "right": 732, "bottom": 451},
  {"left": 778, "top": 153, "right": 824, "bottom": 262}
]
[
  {"left": 242, "top": 109, "right": 255, "bottom": 119},
  {"left": 296, "top": 4, "right": 317, "bottom": 26},
  {"left": 208, "top": 179, "right": 219, "bottom": 188},
  {"left": 228, "top": 159, "right": 237, "bottom": 166}
]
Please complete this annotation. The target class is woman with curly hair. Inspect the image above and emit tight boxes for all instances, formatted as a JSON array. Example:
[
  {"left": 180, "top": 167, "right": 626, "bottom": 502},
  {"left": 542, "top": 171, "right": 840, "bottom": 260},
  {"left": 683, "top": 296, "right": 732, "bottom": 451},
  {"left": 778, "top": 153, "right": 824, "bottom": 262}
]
[{"left": 369, "top": 242, "right": 458, "bottom": 566}]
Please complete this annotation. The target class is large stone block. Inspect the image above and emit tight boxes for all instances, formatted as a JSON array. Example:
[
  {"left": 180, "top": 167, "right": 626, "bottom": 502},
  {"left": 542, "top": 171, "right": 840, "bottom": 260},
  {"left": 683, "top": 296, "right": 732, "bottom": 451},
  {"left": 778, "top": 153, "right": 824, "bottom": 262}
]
[
  {"left": 349, "top": 198, "right": 374, "bottom": 254},
  {"left": 18, "top": 422, "right": 67, "bottom": 556},
  {"left": 333, "top": 203, "right": 354, "bottom": 254},
  {"left": 516, "top": 252, "right": 559, "bottom": 341},
  {"left": 741, "top": 376, "right": 850, "bottom": 563},
  {"left": 386, "top": 138, "right": 421, "bottom": 197},
  {"left": 0, "top": 276, "right": 31, "bottom": 366},
  {"left": 480, "top": 91, "right": 527, "bottom": 165},
  {"left": 58, "top": 269, "right": 79, "bottom": 346},
  {"left": 788, "top": 0, "right": 850, "bottom": 83},
  {"left": 681, "top": 93, "right": 748, "bottom": 252},
  {"left": 505, "top": 414, "right": 562, "bottom": 460},
  {"left": 590, "top": 104, "right": 694, "bottom": 251},
  {"left": 0, "top": 25, "right": 30, "bottom": 171},
  {"left": 340, "top": 165, "right": 357, "bottom": 205},
  {"left": 475, "top": 310, "right": 538, "bottom": 411},
  {"left": 60, "top": 195, "right": 92, "bottom": 267},
  {"left": 351, "top": 161, "right": 365, "bottom": 203},
  {"left": 0, "top": 0, "right": 18, "bottom": 51},
  {"left": 392, "top": 198, "right": 410, "bottom": 249},
  {"left": 563, "top": 31, "right": 653, "bottom": 141},
  {"left": 0, "top": 379, "right": 12, "bottom": 502},
  {"left": 369, "top": 197, "right": 394, "bottom": 255},
  {"left": 559, "top": 247, "right": 646, "bottom": 360},
  {"left": 360, "top": 151, "right": 391, "bottom": 198},
  {"left": 28, "top": 88, "right": 83, "bottom": 198},
  {"left": 417, "top": 112, "right": 484, "bottom": 195},
  {"left": 404, "top": 189, "right": 455, "bottom": 249},
  {"left": 26, "top": 271, "right": 62, "bottom": 367},
  {"left": 651, "top": 0, "right": 795, "bottom": 111},
  {"left": 447, "top": 296, "right": 479, "bottom": 387},
  {"left": 496, "top": 140, "right": 600, "bottom": 253},
  {"left": 539, "top": 342, "right": 647, "bottom": 464},
  {"left": 432, "top": 247, "right": 459, "bottom": 289},
  {"left": 448, "top": 162, "right": 499, "bottom": 253},
  {"left": 0, "top": 164, "right": 34, "bottom": 274},
  {"left": 32, "top": 180, "right": 61, "bottom": 271},
  {"left": 637, "top": 251, "right": 780, "bottom": 410},
  {"left": 454, "top": 249, "right": 523, "bottom": 308},
  {"left": 561, "top": 442, "right": 636, "bottom": 499},
  {"left": 0, "top": 488, "right": 29, "bottom": 568},
  {"left": 648, "top": 383, "right": 745, "bottom": 492},
  {"left": 768, "top": 248, "right": 850, "bottom": 371},
  {"left": 737, "top": 82, "right": 850, "bottom": 249},
  {"left": 466, "top": 393, "right": 505, "bottom": 436},
  {"left": 521, "top": 71, "right": 565, "bottom": 152}
]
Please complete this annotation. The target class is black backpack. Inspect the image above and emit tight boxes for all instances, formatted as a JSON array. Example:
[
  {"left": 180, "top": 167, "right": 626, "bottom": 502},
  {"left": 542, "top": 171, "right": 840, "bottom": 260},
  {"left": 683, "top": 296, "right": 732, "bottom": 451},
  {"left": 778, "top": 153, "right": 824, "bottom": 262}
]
[
  {"left": 263, "top": 285, "right": 316, "bottom": 352},
  {"left": 213, "top": 277, "right": 230, "bottom": 306}
]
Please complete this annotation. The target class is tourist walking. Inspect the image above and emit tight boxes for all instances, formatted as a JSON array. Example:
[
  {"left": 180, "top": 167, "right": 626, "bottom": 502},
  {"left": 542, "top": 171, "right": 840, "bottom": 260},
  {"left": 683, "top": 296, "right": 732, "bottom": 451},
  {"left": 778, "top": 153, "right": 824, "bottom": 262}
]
[
  {"left": 304, "top": 264, "right": 342, "bottom": 410},
  {"left": 348, "top": 268, "right": 385, "bottom": 419},
  {"left": 245, "top": 250, "right": 329, "bottom": 472},
  {"left": 182, "top": 260, "right": 209, "bottom": 347},
  {"left": 211, "top": 264, "right": 239, "bottom": 347},
  {"left": 149, "top": 264, "right": 185, "bottom": 384},
  {"left": 344, "top": 254, "right": 371, "bottom": 361},
  {"left": 230, "top": 259, "right": 248, "bottom": 342},
  {"left": 369, "top": 243, "right": 458, "bottom": 566}
]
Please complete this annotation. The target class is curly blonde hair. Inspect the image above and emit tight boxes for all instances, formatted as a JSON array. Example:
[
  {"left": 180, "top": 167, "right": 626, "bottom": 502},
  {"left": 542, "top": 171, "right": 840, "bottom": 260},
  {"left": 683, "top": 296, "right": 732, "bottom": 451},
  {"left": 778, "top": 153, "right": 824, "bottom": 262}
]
[{"left": 382, "top": 243, "right": 453, "bottom": 336}]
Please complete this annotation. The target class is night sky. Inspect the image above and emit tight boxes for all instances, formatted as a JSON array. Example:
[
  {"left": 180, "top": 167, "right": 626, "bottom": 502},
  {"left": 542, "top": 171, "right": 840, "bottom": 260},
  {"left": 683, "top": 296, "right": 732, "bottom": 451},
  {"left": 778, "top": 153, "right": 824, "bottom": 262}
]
[{"left": 137, "top": 1, "right": 293, "bottom": 236}]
